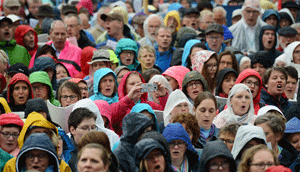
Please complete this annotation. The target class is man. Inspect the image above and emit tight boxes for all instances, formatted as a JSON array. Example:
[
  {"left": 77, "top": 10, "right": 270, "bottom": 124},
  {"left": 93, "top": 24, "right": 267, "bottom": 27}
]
[
  {"left": 14, "top": 25, "right": 38, "bottom": 57},
  {"left": 0, "top": 17, "right": 31, "bottom": 66},
  {"left": 183, "top": 8, "right": 200, "bottom": 31},
  {"left": 88, "top": 6, "right": 111, "bottom": 41},
  {"left": 34, "top": 5, "right": 55, "bottom": 35},
  {"left": 282, "top": 1, "right": 299, "bottom": 21},
  {"left": 25, "top": 0, "right": 42, "bottom": 27},
  {"left": 199, "top": 10, "right": 214, "bottom": 31},
  {"left": 155, "top": 27, "right": 175, "bottom": 72},
  {"left": 132, "top": 12, "right": 147, "bottom": 38},
  {"left": 78, "top": 13, "right": 90, "bottom": 30},
  {"left": 277, "top": 26, "right": 297, "bottom": 52},
  {"left": 205, "top": 23, "right": 226, "bottom": 54},
  {"left": 63, "top": 14, "right": 96, "bottom": 49},
  {"left": 262, "top": 9, "right": 280, "bottom": 29},
  {"left": 213, "top": 6, "right": 227, "bottom": 25},
  {"left": 291, "top": 23, "right": 300, "bottom": 41},
  {"left": 2, "top": 0, "right": 21, "bottom": 16},
  {"left": 48, "top": 20, "right": 82, "bottom": 77},
  {"left": 229, "top": 0, "right": 266, "bottom": 54},
  {"left": 60, "top": 4, "right": 78, "bottom": 20},
  {"left": 231, "top": 9, "right": 242, "bottom": 25},
  {"left": 138, "top": 14, "right": 163, "bottom": 47}
]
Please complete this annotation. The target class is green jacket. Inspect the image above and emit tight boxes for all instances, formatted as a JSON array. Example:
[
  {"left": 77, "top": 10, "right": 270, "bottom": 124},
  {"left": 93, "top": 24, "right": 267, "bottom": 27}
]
[
  {"left": 0, "top": 40, "right": 31, "bottom": 67},
  {"left": 0, "top": 148, "right": 13, "bottom": 171},
  {"left": 29, "top": 71, "right": 60, "bottom": 106}
]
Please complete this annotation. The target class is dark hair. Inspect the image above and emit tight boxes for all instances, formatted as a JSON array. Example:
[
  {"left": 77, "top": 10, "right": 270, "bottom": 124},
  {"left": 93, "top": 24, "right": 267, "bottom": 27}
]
[
  {"left": 35, "top": 45, "right": 58, "bottom": 61},
  {"left": 10, "top": 81, "right": 32, "bottom": 105},
  {"left": 196, "top": 1, "right": 213, "bottom": 12},
  {"left": 284, "top": 66, "right": 298, "bottom": 82},
  {"left": 219, "top": 122, "right": 242, "bottom": 137},
  {"left": 218, "top": 51, "right": 239, "bottom": 72},
  {"left": 68, "top": 107, "right": 97, "bottom": 131},
  {"left": 125, "top": 2, "right": 135, "bottom": 12},
  {"left": 1, "top": 124, "right": 22, "bottom": 132},
  {"left": 58, "top": 81, "right": 82, "bottom": 104},
  {"left": 187, "top": 42, "right": 207, "bottom": 70},
  {"left": 263, "top": 66, "right": 288, "bottom": 85},
  {"left": 201, "top": 53, "right": 218, "bottom": 91},
  {"left": 142, "top": 68, "right": 161, "bottom": 83},
  {"left": 194, "top": 91, "right": 217, "bottom": 109},
  {"left": 77, "top": 131, "right": 111, "bottom": 151}
]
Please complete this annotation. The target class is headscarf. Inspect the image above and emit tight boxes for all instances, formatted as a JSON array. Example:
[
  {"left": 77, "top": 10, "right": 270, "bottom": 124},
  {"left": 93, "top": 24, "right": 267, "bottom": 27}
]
[{"left": 191, "top": 50, "right": 216, "bottom": 73}]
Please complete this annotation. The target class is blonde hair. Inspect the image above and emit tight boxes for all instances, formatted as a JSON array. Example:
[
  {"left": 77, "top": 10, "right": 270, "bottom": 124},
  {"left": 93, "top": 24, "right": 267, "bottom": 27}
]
[
  {"left": 0, "top": 50, "right": 9, "bottom": 63},
  {"left": 200, "top": 10, "right": 214, "bottom": 21},
  {"left": 138, "top": 45, "right": 156, "bottom": 59},
  {"left": 140, "top": 159, "right": 149, "bottom": 172}
]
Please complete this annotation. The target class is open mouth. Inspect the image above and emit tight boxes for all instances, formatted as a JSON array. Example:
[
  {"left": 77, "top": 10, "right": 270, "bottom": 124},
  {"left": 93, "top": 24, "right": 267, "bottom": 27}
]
[
  {"left": 193, "top": 90, "right": 199, "bottom": 95},
  {"left": 268, "top": 40, "right": 272, "bottom": 44},
  {"left": 191, "top": 22, "right": 196, "bottom": 26},
  {"left": 277, "top": 84, "right": 282, "bottom": 88},
  {"left": 155, "top": 165, "right": 161, "bottom": 170}
]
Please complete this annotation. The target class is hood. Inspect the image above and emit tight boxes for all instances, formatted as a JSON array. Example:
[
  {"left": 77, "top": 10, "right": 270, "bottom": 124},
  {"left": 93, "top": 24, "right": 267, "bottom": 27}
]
[
  {"left": 181, "top": 39, "right": 201, "bottom": 67},
  {"left": 130, "top": 103, "right": 159, "bottom": 131},
  {"left": 16, "top": 133, "right": 59, "bottom": 172},
  {"left": 0, "top": 97, "right": 11, "bottom": 113},
  {"left": 118, "top": 71, "right": 148, "bottom": 101},
  {"left": 57, "top": 127, "right": 75, "bottom": 164},
  {"left": 0, "top": 73, "right": 6, "bottom": 93},
  {"left": 163, "top": 89, "right": 193, "bottom": 127},
  {"left": 115, "top": 38, "right": 139, "bottom": 70},
  {"left": 77, "top": 0, "right": 93, "bottom": 15},
  {"left": 199, "top": 140, "right": 237, "bottom": 172},
  {"left": 94, "top": 100, "right": 114, "bottom": 131},
  {"left": 231, "top": 125, "right": 267, "bottom": 159},
  {"left": 14, "top": 25, "right": 38, "bottom": 57},
  {"left": 223, "top": 25, "right": 233, "bottom": 40},
  {"left": 164, "top": 11, "right": 181, "bottom": 32},
  {"left": 24, "top": 98, "right": 52, "bottom": 121},
  {"left": 178, "top": 34, "right": 198, "bottom": 49},
  {"left": 93, "top": 68, "right": 117, "bottom": 95},
  {"left": 274, "top": 54, "right": 288, "bottom": 66},
  {"left": 215, "top": 68, "right": 238, "bottom": 96},
  {"left": 81, "top": 46, "right": 96, "bottom": 76},
  {"left": 148, "top": 75, "right": 173, "bottom": 101},
  {"left": 121, "top": 112, "right": 155, "bottom": 144},
  {"left": 266, "top": 165, "right": 292, "bottom": 172},
  {"left": 182, "top": 71, "right": 210, "bottom": 96},
  {"left": 259, "top": 25, "right": 277, "bottom": 51},
  {"left": 162, "top": 66, "right": 190, "bottom": 90},
  {"left": 235, "top": 69, "right": 263, "bottom": 105},
  {"left": 191, "top": 50, "right": 216, "bottom": 73},
  {"left": 262, "top": 9, "right": 280, "bottom": 29},
  {"left": 279, "top": 8, "right": 295, "bottom": 24},
  {"left": 285, "top": 117, "right": 300, "bottom": 133},
  {"left": 29, "top": 71, "right": 56, "bottom": 104},
  {"left": 285, "top": 41, "right": 300, "bottom": 66},
  {"left": 7, "top": 73, "right": 34, "bottom": 104},
  {"left": 18, "top": 112, "right": 58, "bottom": 149}
]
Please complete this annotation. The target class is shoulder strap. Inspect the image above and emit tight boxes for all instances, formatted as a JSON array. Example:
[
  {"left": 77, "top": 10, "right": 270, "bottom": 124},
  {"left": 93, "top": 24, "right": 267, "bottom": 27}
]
[{"left": 57, "top": 59, "right": 81, "bottom": 72}]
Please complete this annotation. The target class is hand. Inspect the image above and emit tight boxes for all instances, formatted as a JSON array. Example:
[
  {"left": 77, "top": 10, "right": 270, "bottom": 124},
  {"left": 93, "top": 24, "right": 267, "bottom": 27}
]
[
  {"left": 127, "top": 82, "right": 143, "bottom": 103},
  {"left": 154, "top": 82, "right": 167, "bottom": 97}
]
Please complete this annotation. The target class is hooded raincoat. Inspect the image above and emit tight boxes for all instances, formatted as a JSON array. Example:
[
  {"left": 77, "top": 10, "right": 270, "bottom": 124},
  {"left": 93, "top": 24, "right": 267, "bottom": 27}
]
[
  {"left": 115, "top": 38, "right": 139, "bottom": 71},
  {"left": 213, "top": 84, "right": 255, "bottom": 128},
  {"left": 164, "top": 11, "right": 181, "bottom": 33},
  {"left": 29, "top": 71, "right": 60, "bottom": 106},
  {"left": 74, "top": 46, "right": 96, "bottom": 79},
  {"left": 0, "top": 97, "right": 11, "bottom": 114},
  {"left": 14, "top": 25, "right": 38, "bottom": 58},
  {"left": 285, "top": 41, "right": 300, "bottom": 76},
  {"left": 113, "top": 112, "right": 156, "bottom": 172},
  {"left": 181, "top": 39, "right": 201, "bottom": 68},
  {"left": 89, "top": 68, "right": 118, "bottom": 104},
  {"left": 162, "top": 66, "right": 190, "bottom": 90},
  {"left": 94, "top": 100, "right": 114, "bottom": 131},
  {"left": 215, "top": 68, "right": 238, "bottom": 98},
  {"left": 130, "top": 103, "right": 159, "bottom": 131},
  {"left": 262, "top": 9, "right": 280, "bottom": 30}
]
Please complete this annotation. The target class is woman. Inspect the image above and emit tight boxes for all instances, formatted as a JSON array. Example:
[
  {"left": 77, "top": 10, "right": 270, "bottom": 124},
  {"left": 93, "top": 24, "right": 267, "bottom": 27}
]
[
  {"left": 148, "top": 74, "right": 173, "bottom": 104},
  {"left": 193, "top": 91, "right": 219, "bottom": 149},
  {"left": 162, "top": 66, "right": 190, "bottom": 91},
  {"left": 162, "top": 123, "right": 199, "bottom": 171},
  {"left": 215, "top": 68, "right": 238, "bottom": 98},
  {"left": 181, "top": 40, "right": 207, "bottom": 70},
  {"left": 213, "top": 84, "right": 255, "bottom": 128},
  {"left": 115, "top": 38, "right": 139, "bottom": 71},
  {"left": 28, "top": 44, "right": 58, "bottom": 68},
  {"left": 219, "top": 122, "right": 242, "bottom": 151},
  {"left": 238, "top": 144, "right": 279, "bottom": 172},
  {"left": 94, "top": 100, "right": 114, "bottom": 130},
  {"left": 191, "top": 50, "right": 218, "bottom": 92},
  {"left": 250, "top": 51, "right": 273, "bottom": 79},
  {"left": 218, "top": 51, "right": 239, "bottom": 72},
  {"left": 77, "top": 143, "right": 111, "bottom": 172},
  {"left": 279, "top": 9, "right": 294, "bottom": 28},
  {"left": 56, "top": 63, "right": 71, "bottom": 80},
  {"left": 58, "top": 81, "right": 82, "bottom": 107},
  {"left": 89, "top": 68, "right": 118, "bottom": 104},
  {"left": 6, "top": 73, "right": 34, "bottom": 112},
  {"left": 114, "top": 66, "right": 130, "bottom": 85},
  {"left": 131, "top": 103, "right": 159, "bottom": 132},
  {"left": 136, "top": 45, "right": 161, "bottom": 74},
  {"left": 285, "top": 117, "right": 300, "bottom": 152},
  {"left": 285, "top": 41, "right": 300, "bottom": 76}
]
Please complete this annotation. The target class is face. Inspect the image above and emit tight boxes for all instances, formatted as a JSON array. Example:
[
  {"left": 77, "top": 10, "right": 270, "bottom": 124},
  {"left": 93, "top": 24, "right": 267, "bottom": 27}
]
[
  {"left": 194, "top": 99, "right": 216, "bottom": 130},
  {"left": 230, "top": 90, "right": 251, "bottom": 116},
  {"left": 3, "top": 6, "right": 20, "bottom": 16},
  {"left": 100, "top": 74, "right": 115, "bottom": 97},
  {"left": 25, "top": 149, "right": 49, "bottom": 172},
  {"left": 252, "top": 63, "right": 266, "bottom": 78},
  {"left": 126, "top": 3, "right": 134, "bottom": 13},
  {"left": 0, "top": 126, "right": 20, "bottom": 153},
  {"left": 64, "top": 16, "right": 81, "bottom": 39},
  {"left": 32, "top": 82, "right": 48, "bottom": 100},
  {"left": 120, "top": 50, "right": 135, "bottom": 66},
  {"left": 180, "top": 0, "right": 190, "bottom": 9},
  {"left": 265, "top": 70, "right": 287, "bottom": 97},
  {"left": 264, "top": 15, "right": 278, "bottom": 28},
  {"left": 242, "top": 7, "right": 260, "bottom": 27},
  {"left": 125, "top": 74, "right": 142, "bottom": 94},
  {"left": 169, "top": 102, "right": 189, "bottom": 122},
  {"left": 105, "top": 18, "right": 122, "bottom": 37},
  {"left": 0, "top": 21, "right": 12, "bottom": 42},
  {"left": 185, "top": 13, "right": 200, "bottom": 30},
  {"left": 278, "top": 35, "right": 296, "bottom": 49},
  {"left": 56, "top": 65, "right": 68, "bottom": 79},
  {"left": 148, "top": 17, "right": 161, "bottom": 40},
  {"left": 138, "top": 49, "right": 155, "bottom": 71},
  {"left": 156, "top": 28, "right": 172, "bottom": 51},
  {"left": 92, "top": 61, "right": 109, "bottom": 73},
  {"left": 279, "top": 18, "right": 291, "bottom": 28},
  {"left": 288, "top": 133, "right": 300, "bottom": 151},
  {"left": 256, "top": 123, "right": 280, "bottom": 150},
  {"left": 97, "top": 8, "right": 111, "bottom": 28},
  {"left": 60, "top": 87, "right": 79, "bottom": 107},
  {"left": 50, "top": 22, "right": 67, "bottom": 51},
  {"left": 262, "top": 30, "right": 275, "bottom": 51},
  {"left": 145, "top": 149, "right": 166, "bottom": 172},
  {"left": 293, "top": 45, "right": 300, "bottom": 64},
  {"left": 117, "top": 69, "right": 130, "bottom": 85},
  {"left": 29, "top": 2, "right": 42, "bottom": 17},
  {"left": 78, "top": 82, "right": 89, "bottom": 99},
  {"left": 232, "top": 16, "right": 242, "bottom": 25},
  {"left": 70, "top": 118, "right": 96, "bottom": 143},
  {"left": 284, "top": 75, "right": 297, "bottom": 99},
  {"left": 249, "top": 150, "right": 275, "bottom": 172},
  {"left": 221, "top": 75, "right": 236, "bottom": 95},
  {"left": 200, "top": 15, "right": 214, "bottom": 30},
  {"left": 219, "top": 132, "right": 235, "bottom": 151},
  {"left": 12, "top": 81, "right": 30, "bottom": 105},
  {"left": 169, "top": 139, "right": 187, "bottom": 161},
  {"left": 186, "top": 80, "right": 203, "bottom": 102},
  {"left": 214, "top": 11, "right": 226, "bottom": 25},
  {"left": 167, "top": 17, "right": 178, "bottom": 34},
  {"left": 206, "top": 33, "right": 224, "bottom": 53},
  {"left": 23, "top": 31, "right": 35, "bottom": 50},
  {"left": 164, "top": 75, "right": 178, "bottom": 91},
  {"left": 219, "top": 55, "right": 233, "bottom": 71},
  {"left": 275, "top": 61, "right": 286, "bottom": 67},
  {"left": 77, "top": 148, "right": 109, "bottom": 172},
  {"left": 0, "top": 61, "right": 7, "bottom": 76},
  {"left": 190, "top": 47, "right": 204, "bottom": 59},
  {"left": 208, "top": 157, "right": 230, "bottom": 172},
  {"left": 239, "top": 61, "right": 251, "bottom": 73},
  {"left": 242, "top": 76, "right": 260, "bottom": 99}
]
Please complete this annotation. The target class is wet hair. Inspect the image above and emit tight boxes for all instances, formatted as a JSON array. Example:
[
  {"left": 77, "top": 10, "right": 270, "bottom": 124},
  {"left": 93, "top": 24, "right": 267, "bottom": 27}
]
[
  {"left": 218, "top": 51, "right": 239, "bottom": 72},
  {"left": 77, "top": 131, "right": 111, "bottom": 152},
  {"left": 58, "top": 81, "right": 82, "bottom": 104},
  {"left": 218, "top": 122, "right": 242, "bottom": 137},
  {"left": 284, "top": 66, "right": 298, "bottom": 82},
  {"left": 142, "top": 68, "right": 161, "bottom": 83},
  {"left": 187, "top": 42, "right": 207, "bottom": 70},
  {"left": 263, "top": 66, "right": 288, "bottom": 85},
  {"left": 194, "top": 91, "right": 217, "bottom": 110},
  {"left": 68, "top": 107, "right": 97, "bottom": 131}
]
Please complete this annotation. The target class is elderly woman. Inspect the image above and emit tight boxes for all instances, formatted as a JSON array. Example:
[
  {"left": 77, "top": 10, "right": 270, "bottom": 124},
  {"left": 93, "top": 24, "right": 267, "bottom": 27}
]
[
  {"left": 285, "top": 41, "right": 300, "bottom": 76},
  {"left": 136, "top": 45, "right": 161, "bottom": 74},
  {"left": 214, "top": 84, "right": 255, "bottom": 128}
]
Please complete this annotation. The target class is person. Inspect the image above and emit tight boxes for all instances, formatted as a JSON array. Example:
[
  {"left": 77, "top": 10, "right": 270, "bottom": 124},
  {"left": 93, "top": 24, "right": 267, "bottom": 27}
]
[
  {"left": 131, "top": 103, "right": 159, "bottom": 132},
  {"left": 229, "top": 0, "right": 267, "bottom": 54},
  {"left": 285, "top": 42, "right": 300, "bottom": 76},
  {"left": 77, "top": 143, "right": 111, "bottom": 172},
  {"left": 182, "top": 71, "right": 209, "bottom": 105},
  {"left": 115, "top": 38, "right": 139, "bottom": 71},
  {"left": 164, "top": 11, "right": 181, "bottom": 44},
  {"left": 25, "top": 0, "right": 42, "bottom": 27},
  {"left": 88, "top": 6, "right": 111, "bottom": 41},
  {"left": 193, "top": 91, "right": 219, "bottom": 149},
  {"left": 219, "top": 122, "right": 242, "bottom": 151},
  {"left": 284, "top": 117, "right": 300, "bottom": 152},
  {"left": 238, "top": 56, "right": 251, "bottom": 73},
  {"left": 199, "top": 10, "right": 214, "bottom": 31},
  {"left": 277, "top": 26, "right": 298, "bottom": 52},
  {"left": 114, "top": 66, "right": 130, "bottom": 85},
  {"left": 215, "top": 68, "right": 238, "bottom": 98},
  {"left": 199, "top": 140, "right": 237, "bottom": 172},
  {"left": 89, "top": 68, "right": 118, "bottom": 104},
  {"left": 250, "top": 51, "right": 274, "bottom": 78},
  {"left": 214, "top": 84, "right": 255, "bottom": 128},
  {"left": 113, "top": 112, "right": 156, "bottom": 172},
  {"left": 134, "top": 138, "right": 175, "bottom": 172},
  {"left": 163, "top": 123, "right": 199, "bottom": 171},
  {"left": 279, "top": 9, "right": 294, "bottom": 29},
  {"left": 260, "top": 67, "right": 291, "bottom": 114},
  {"left": 283, "top": 66, "right": 298, "bottom": 100},
  {"left": 14, "top": 25, "right": 38, "bottom": 58},
  {"left": 33, "top": 44, "right": 58, "bottom": 64},
  {"left": 148, "top": 75, "right": 173, "bottom": 104},
  {"left": 0, "top": 50, "right": 8, "bottom": 77},
  {"left": 205, "top": 23, "right": 226, "bottom": 55},
  {"left": 69, "top": 78, "right": 89, "bottom": 99},
  {"left": 132, "top": 12, "right": 147, "bottom": 39},
  {"left": 181, "top": 41, "right": 207, "bottom": 70},
  {"left": 2, "top": 0, "right": 21, "bottom": 16},
  {"left": 136, "top": 45, "right": 161, "bottom": 74},
  {"left": 58, "top": 81, "right": 82, "bottom": 107},
  {"left": 291, "top": 23, "right": 300, "bottom": 41},
  {"left": 238, "top": 144, "right": 279, "bottom": 172},
  {"left": 183, "top": 8, "right": 200, "bottom": 31},
  {"left": 138, "top": 14, "right": 163, "bottom": 47},
  {"left": 94, "top": 100, "right": 114, "bottom": 130},
  {"left": 162, "top": 66, "right": 190, "bottom": 91},
  {"left": 262, "top": 9, "right": 280, "bottom": 30},
  {"left": 218, "top": 51, "right": 239, "bottom": 72},
  {"left": 213, "top": 6, "right": 227, "bottom": 25}
]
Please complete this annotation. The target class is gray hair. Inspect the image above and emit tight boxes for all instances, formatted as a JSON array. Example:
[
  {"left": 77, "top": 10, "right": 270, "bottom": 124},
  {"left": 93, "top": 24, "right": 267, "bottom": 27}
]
[
  {"left": 143, "top": 14, "right": 164, "bottom": 34},
  {"left": 213, "top": 6, "right": 227, "bottom": 18},
  {"left": 291, "top": 23, "right": 300, "bottom": 30},
  {"left": 64, "top": 13, "right": 82, "bottom": 25},
  {"left": 0, "top": 50, "right": 8, "bottom": 64},
  {"left": 97, "top": 5, "right": 111, "bottom": 16},
  {"left": 199, "top": 10, "right": 214, "bottom": 22},
  {"left": 50, "top": 20, "right": 67, "bottom": 31}
]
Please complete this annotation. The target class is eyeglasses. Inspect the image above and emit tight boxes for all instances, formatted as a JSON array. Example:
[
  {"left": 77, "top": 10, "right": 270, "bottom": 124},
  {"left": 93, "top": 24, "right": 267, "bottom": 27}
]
[
  {"left": 209, "top": 162, "right": 230, "bottom": 170},
  {"left": 169, "top": 141, "right": 187, "bottom": 148},
  {"left": 1, "top": 132, "right": 19, "bottom": 139},
  {"left": 77, "top": 125, "right": 98, "bottom": 131},
  {"left": 25, "top": 153, "right": 48, "bottom": 161},
  {"left": 244, "top": 80, "right": 260, "bottom": 87},
  {"left": 67, "top": 24, "right": 79, "bottom": 28},
  {"left": 250, "top": 163, "right": 275, "bottom": 169},
  {"left": 219, "top": 61, "right": 233, "bottom": 66},
  {"left": 219, "top": 138, "right": 234, "bottom": 144},
  {"left": 207, "top": 36, "right": 223, "bottom": 41},
  {"left": 187, "top": 81, "right": 202, "bottom": 88},
  {"left": 0, "top": 24, "right": 12, "bottom": 28},
  {"left": 207, "top": 63, "right": 218, "bottom": 70},
  {"left": 121, "top": 51, "right": 134, "bottom": 56},
  {"left": 32, "top": 84, "right": 46, "bottom": 91},
  {"left": 61, "top": 95, "right": 78, "bottom": 101},
  {"left": 245, "top": 10, "right": 259, "bottom": 15}
]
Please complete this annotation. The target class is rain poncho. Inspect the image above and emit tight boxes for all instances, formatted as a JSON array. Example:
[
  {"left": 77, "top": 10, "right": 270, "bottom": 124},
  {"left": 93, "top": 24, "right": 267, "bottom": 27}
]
[
  {"left": 14, "top": 25, "right": 38, "bottom": 57},
  {"left": 148, "top": 74, "right": 173, "bottom": 101},
  {"left": 285, "top": 41, "right": 300, "bottom": 76},
  {"left": 130, "top": 103, "right": 159, "bottom": 131},
  {"left": 162, "top": 66, "right": 190, "bottom": 90},
  {"left": 115, "top": 38, "right": 139, "bottom": 71},
  {"left": 164, "top": 11, "right": 181, "bottom": 33},
  {"left": 191, "top": 50, "right": 216, "bottom": 73},
  {"left": 181, "top": 39, "right": 201, "bottom": 67}
]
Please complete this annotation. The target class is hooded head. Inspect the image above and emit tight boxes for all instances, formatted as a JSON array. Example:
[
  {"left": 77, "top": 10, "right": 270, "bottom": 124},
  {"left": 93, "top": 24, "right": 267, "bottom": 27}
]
[
  {"left": 130, "top": 103, "right": 159, "bottom": 131},
  {"left": 164, "top": 11, "right": 181, "bottom": 33},
  {"left": 115, "top": 38, "right": 139, "bottom": 70},
  {"left": 215, "top": 68, "right": 238, "bottom": 96},
  {"left": 285, "top": 41, "right": 300, "bottom": 67},
  {"left": 14, "top": 25, "right": 38, "bottom": 57},
  {"left": 259, "top": 25, "right": 278, "bottom": 52},
  {"left": 24, "top": 98, "right": 52, "bottom": 121},
  {"left": 94, "top": 100, "right": 114, "bottom": 130},
  {"left": 262, "top": 9, "right": 280, "bottom": 29},
  {"left": 81, "top": 46, "right": 97, "bottom": 76},
  {"left": 162, "top": 66, "right": 190, "bottom": 90},
  {"left": 181, "top": 39, "right": 201, "bottom": 67}
]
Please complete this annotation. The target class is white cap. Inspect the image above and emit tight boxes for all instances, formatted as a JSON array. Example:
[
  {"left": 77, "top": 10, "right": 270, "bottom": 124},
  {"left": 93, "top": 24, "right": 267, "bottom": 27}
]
[
  {"left": 232, "top": 9, "right": 242, "bottom": 19},
  {"left": 6, "top": 14, "right": 22, "bottom": 23}
]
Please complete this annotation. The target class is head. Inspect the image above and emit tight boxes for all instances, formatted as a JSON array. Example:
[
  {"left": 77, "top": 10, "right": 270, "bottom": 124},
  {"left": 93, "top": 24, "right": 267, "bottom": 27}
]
[
  {"left": 219, "top": 122, "right": 242, "bottom": 151},
  {"left": 99, "top": 72, "right": 117, "bottom": 98},
  {"left": 261, "top": 28, "right": 276, "bottom": 51},
  {"left": 77, "top": 131, "right": 111, "bottom": 152},
  {"left": 89, "top": 49, "right": 111, "bottom": 73},
  {"left": 213, "top": 7, "right": 227, "bottom": 25},
  {"left": 10, "top": 80, "right": 31, "bottom": 106},
  {"left": 291, "top": 23, "right": 300, "bottom": 41},
  {"left": 263, "top": 67, "right": 288, "bottom": 98},
  {"left": 102, "top": 11, "right": 124, "bottom": 38},
  {"left": 199, "top": 10, "right": 214, "bottom": 30},
  {"left": 242, "top": 0, "right": 261, "bottom": 27},
  {"left": 3, "top": 0, "right": 20, "bottom": 16},
  {"left": 164, "top": 11, "right": 180, "bottom": 34},
  {"left": 22, "top": 29, "right": 36, "bottom": 51},
  {"left": 49, "top": 20, "right": 67, "bottom": 52},
  {"left": 184, "top": 9, "right": 200, "bottom": 30},
  {"left": 0, "top": 50, "right": 9, "bottom": 76},
  {"left": 205, "top": 31, "right": 224, "bottom": 53},
  {"left": 0, "top": 18, "right": 13, "bottom": 42},
  {"left": 283, "top": 66, "right": 298, "bottom": 100},
  {"left": 63, "top": 14, "right": 82, "bottom": 40},
  {"left": 144, "top": 14, "right": 163, "bottom": 42},
  {"left": 28, "top": 0, "right": 42, "bottom": 18},
  {"left": 56, "top": 63, "right": 70, "bottom": 79},
  {"left": 114, "top": 66, "right": 130, "bottom": 85},
  {"left": 156, "top": 27, "right": 172, "bottom": 52},
  {"left": 218, "top": 71, "right": 238, "bottom": 96},
  {"left": 218, "top": 51, "right": 238, "bottom": 72},
  {"left": 238, "top": 70, "right": 262, "bottom": 100},
  {"left": 124, "top": 72, "right": 143, "bottom": 95},
  {"left": 239, "top": 56, "right": 251, "bottom": 73},
  {"left": 264, "top": 14, "right": 279, "bottom": 28},
  {"left": 58, "top": 81, "right": 82, "bottom": 107},
  {"left": 278, "top": 26, "right": 297, "bottom": 49},
  {"left": 229, "top": 84, "right": 252, "bottom": 116},
  {"left": 138, "top": 45, "right": 156, "bottom": 73},
  {"left": 116, "top": 38, "right": 138, "bottom": 67},
  {"left": 78, "top": 80, "right": 89, "bottom": 99},
  {"left": 96, "top": 6, "right": 111, "bottom": 28}
]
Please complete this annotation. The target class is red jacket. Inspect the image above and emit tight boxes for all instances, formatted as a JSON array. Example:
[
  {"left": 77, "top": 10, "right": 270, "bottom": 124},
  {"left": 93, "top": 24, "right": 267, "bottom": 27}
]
[
  {"left": 74, "top": 46, "right": 96, "bottom": 79},
  {"left": 15, "top": 25, "right": 38, "bottom": 57}
]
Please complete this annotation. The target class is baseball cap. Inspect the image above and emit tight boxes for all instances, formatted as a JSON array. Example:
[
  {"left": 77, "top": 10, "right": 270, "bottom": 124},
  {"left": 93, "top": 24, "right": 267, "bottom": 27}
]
[
  {"left": 6, "top": 14, "right": 22, "bottom": 23},
  {"left": 61, "top": 5, "right": 78, "bottom": 15},
  {"left": 87, "top": 49, "right": 112, "bottom": 65},
  {"left": 101, "top": 10, "right": 124, "bottom": 23},
  {"left": 278, "top": 26, "right": 298, "bottom": 36},
  {"left": 206, "top": 23, "right": 224, "bottom": 35},
  {"left": 7, "top": 63, "right": 29, "bottom": 77},
  {"left": 232, "top": 9, "right": 242, "bottom": 18},
  {"left": 0, "top": 113, "right": 24, "bottom": 127},
  {"left": 282, "top": 1, "right": 299, "bottom": 9},
  {"left": 184, "top": 7, "right": 199, "bottom": 17},
  {"left": 0, "top": 16, "right": 12, "bottom": 25},
  {"left": 3, "top": 0, "right": 21, "bottom": 7}
]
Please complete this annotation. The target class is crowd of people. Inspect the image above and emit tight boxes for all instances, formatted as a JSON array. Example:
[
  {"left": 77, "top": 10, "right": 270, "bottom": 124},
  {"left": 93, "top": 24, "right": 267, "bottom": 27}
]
[{"left": 0, "top": 0, "right": 300, "bottom": 171}]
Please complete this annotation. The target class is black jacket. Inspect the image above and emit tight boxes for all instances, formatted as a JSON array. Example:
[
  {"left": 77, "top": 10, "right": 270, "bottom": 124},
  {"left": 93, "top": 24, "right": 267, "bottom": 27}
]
[
  {"left": 215, "top": 68, "right": 238, "bottom": 96},
  {"left": 78, "top": 30, "right": 96, "bottom": 49}
]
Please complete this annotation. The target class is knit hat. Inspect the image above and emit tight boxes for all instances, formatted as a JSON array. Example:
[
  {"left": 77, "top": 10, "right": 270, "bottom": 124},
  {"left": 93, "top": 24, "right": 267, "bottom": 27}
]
[
  {"left": 182, "top": 71, "right": 209, "bottom": 94},
  {"left": 0, "top": 113, "right": 24, "bottom": 127}
]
